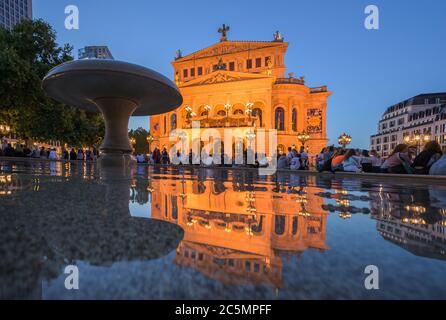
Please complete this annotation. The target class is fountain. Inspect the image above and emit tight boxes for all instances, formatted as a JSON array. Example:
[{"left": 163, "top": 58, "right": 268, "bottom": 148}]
[{"left": 42, "top": 59, "right": 183, "bottom": 166}]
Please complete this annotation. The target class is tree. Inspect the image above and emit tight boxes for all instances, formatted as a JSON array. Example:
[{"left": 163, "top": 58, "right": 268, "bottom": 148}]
[
  {"left": 0, "top": 19, "right": 104, "bottom": 146},
  {"left": 128, "top": 127, "right": 150, "bottom": 155}
]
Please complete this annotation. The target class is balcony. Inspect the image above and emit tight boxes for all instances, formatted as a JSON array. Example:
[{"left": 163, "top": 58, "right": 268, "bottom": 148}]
[
  {"left": 183, "top": 115, "right": 259, "bottom": 129},
  {"left": 310, "top": 86, "right": 328, "bottom": 94},
  {"left": 275, "top": 77, "right": 305, "bottom": 85}
]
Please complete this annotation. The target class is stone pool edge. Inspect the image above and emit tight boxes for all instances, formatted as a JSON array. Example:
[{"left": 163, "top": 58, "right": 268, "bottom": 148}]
[{"left": 1, "top": 156, "right": 446, "bottom": 185}]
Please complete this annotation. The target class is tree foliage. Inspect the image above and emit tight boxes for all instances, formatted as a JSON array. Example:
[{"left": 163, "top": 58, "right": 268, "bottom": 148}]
[
  {"left": 0, "top": 19, "right": 104, "bottom": 146},
  {"left": 128, "top": 127, "right": 150, "bottom": 155}
]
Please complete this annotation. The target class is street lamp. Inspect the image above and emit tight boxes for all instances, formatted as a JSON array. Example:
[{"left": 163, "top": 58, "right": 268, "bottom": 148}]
[
  {"left": 404, "top": 133, "right": 430, "bottom": 154},
  {"left": 297, "top": 131, "right": 310, "bottom": 147},
  {"left": 338, "top": 133, "right": 352, "bottom": 149},
  {"left": 185, "top": 106, "right": 195, "bottom": 124},
  {"left": 0, "top": 124, "right": 11, "bottom": 138},
  {"left": 245, "top": 102, "right": 254, "bottom": 126},
  {"left": 146, "top": 134, "right": 154, "bottom": 153},
  {"left": 204, "top": 105, "right": 211, "bottom": 125}
]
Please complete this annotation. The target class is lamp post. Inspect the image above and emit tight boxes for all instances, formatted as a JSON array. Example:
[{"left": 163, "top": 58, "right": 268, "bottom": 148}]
[
  {"left": 245, "top": 102, "right": 254, "bottom": 126},
  {"left": 225, "top": 103, "right": 232, "bottom": 127},
  {"left": 146, "top": 134, "right": 154, "bottom": 153},
  {"left": 297, "top": 131, "right": 310, "bottom": 148},
  {"left": 0, "top": 124, "right": 11, "bottom": 140},
  {"left": 338, "top": 133, "right": 352, "bottom": 149},
  {"left": 204, "top": 105, "right": 211, "bottom": 126},
  {"left": 404, "top": 133, "right": 430, "bottom": 155},
  {"left": 185, "top": 106, "right": 195, "bottom": 124}
]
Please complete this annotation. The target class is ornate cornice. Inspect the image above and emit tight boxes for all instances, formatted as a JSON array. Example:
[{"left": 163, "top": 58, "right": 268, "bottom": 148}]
[{"left": 173, "top": 41, "right": 288, "bottom": 63}]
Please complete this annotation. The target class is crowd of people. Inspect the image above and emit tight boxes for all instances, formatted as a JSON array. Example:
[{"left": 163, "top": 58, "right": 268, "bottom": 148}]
[
  {"left": 136, "top": 145, "right": 311, "bottom": 170},
  {"left": 0, "top": 141, "right": 98, "bottom": 161},
  {"left": 315, "top": 141, "right": 446, "bottom": 176},
  {"left": 2, "top": 139, "right": 446, "bottom": 176}
]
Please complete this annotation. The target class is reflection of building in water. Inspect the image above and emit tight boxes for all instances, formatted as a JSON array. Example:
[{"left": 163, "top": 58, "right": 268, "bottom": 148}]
[
  {"left": 368, "top": 186, "right": 446, "bottom": 260},
  {"left": 375, "top": 216, "right": 446, "bottom": 260},
  {"left": 0, "top": 175, "right": 21, "bottom": 195},
  {"left": 150, "top": 175, "right": 328, "bottom": 287}
]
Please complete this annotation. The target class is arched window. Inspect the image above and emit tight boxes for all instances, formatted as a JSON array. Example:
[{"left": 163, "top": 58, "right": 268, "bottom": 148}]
[
  {"left": 292, "top": 216, "right": 298, "bottom": 235},
  {"left": 217, "top": 110, "right": 227, "bottom": 117},
  {"left": 163, "top": 116, "right": 167, "bottom": 134},
  {"left": 292, "top": 108, "right": 298, "bottom": 132},
  {"left": 275, "top": 215, "right": 286, "bottom": 235},
  {"left": 251, "top": 216, "right": 264, "bottom": 233},
  {"left": 275, "top": 107, "right": 285, "bottom": 131},
  {"left": 252, "top": 108, "right": 263, "bottom": 127},
  {"left": 171, "top": 114, "right": 177, "bottom": 130},
  {"left": 233, "top": 109, "right": 244, "bottom": 116}
]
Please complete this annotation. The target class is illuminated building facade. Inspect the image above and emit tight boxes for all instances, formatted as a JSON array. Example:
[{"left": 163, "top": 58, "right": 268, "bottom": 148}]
[
  {"left": 150, "top": 27, "right": 331, "bottom": 156},
  {"left": 370, "top": 93, "right": 446, "bottom": 156}
]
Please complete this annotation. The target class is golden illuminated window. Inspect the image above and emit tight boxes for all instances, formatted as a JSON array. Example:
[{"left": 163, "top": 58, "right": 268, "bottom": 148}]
[
  {"left": 265, "top": 56, "right": 272, "bottom": 65},
  {"left": 292, "top": 108, "right": 298, "bottom": 132},
  {"left": 253, "top": 108, "right": 263, "bottom": 127},
  {"left": 275, "top": 107, "right": 285, "bottom": 131}
]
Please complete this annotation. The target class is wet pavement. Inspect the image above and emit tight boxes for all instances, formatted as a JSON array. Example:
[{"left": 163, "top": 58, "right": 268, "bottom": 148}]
[{"left": 0, "top": 159, "right": 445, "bottom": 299}]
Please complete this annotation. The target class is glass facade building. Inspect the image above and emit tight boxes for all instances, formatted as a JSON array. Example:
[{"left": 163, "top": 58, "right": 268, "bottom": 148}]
[
  {"left": 78, "top": 46, "right": 114, "bottom": 60},
  {"left": 0, "top": 0, "right": 33, "bottom": 30}
]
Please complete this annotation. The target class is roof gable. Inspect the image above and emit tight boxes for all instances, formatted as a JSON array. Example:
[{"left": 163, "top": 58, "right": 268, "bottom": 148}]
[{"left": 174, "top": 41, "right": 288, "bottom": 63}]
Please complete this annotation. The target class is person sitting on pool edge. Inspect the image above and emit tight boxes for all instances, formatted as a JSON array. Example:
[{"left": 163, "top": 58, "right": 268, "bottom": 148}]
[
  {"left": 430, "top": 154, "right": 446, "bottom": 176},
  {"left": 342, "top": 149, "right": 362, "bottom": 173},
  {"left": 412, "top": 141, "right": 443, "bottom": 175},
  {"left": 331, "top": 149, "right": 347, "bottom": 172},
  {"left": 381, "top": 144, "right": 413, "bottom": 174}
]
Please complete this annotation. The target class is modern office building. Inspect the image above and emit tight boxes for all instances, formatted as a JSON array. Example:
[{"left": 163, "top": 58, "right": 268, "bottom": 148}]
[
  {"left": 370, "top": 93, "right": 446, "bottom": 156},
  {"left": 78, "top": 46, "right": 114, "bottom": 60},
  {"left": 0, "top": 0, "right": 33, "bottom": 30}
]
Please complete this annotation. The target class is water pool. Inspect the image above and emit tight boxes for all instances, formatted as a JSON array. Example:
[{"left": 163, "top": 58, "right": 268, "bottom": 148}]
[{"left": 1, "top": 159, "right": 445, "bottom": 299}]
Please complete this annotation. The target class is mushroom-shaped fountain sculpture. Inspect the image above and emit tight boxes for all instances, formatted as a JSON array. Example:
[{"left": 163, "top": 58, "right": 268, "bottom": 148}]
[{"left": 42, "top": 59, "right": 183, "bottom": 166}]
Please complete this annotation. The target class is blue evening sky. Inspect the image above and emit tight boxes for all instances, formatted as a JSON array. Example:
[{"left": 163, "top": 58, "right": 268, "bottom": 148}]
[{"left": 33, "top": 0, "right": 446, "bottom": 148}]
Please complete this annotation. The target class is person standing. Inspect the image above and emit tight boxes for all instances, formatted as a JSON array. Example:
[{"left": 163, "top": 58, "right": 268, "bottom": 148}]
[
  {"left": 77, "top": 149, "right": 85, "bottom": 161},
  {"left": 161, "top": 147, "right": 170, "bottom": 165},
  {"left": 69, "top": 148, "right": 77, "bottom": 161},
  {"left": 48, "top": 148, "right": 58, "bottom": 160}
]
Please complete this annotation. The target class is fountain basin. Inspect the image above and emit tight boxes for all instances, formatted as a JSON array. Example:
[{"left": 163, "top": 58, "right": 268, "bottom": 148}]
[{"left": 42, "top": 59, "right": 183, "bottom": 157}]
